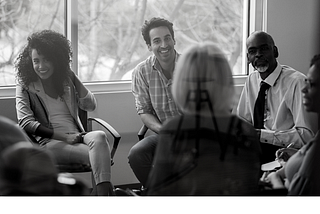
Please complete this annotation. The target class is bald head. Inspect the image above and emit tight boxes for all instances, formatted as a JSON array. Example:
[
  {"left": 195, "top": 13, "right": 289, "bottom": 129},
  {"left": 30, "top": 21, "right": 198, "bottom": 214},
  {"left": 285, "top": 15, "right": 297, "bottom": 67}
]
[{"left": 246, "top": 31, "right": 275, "bottom": 47}]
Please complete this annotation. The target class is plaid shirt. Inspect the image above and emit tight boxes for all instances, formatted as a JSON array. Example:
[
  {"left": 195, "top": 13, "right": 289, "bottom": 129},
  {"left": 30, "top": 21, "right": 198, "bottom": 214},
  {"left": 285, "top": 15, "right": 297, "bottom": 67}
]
[{"left": 132, "top": 52, "right": 181, "bottom": 123}]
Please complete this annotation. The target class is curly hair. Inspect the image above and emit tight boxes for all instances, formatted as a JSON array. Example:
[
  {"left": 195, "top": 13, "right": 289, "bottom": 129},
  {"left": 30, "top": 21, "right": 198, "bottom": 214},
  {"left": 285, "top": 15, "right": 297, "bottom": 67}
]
[
  {"left": 15, "top": 30, "right": 73, "bottom": 97},
  {"left": 141, "top": 17, "right": 175, "bottom": 46},
  {"left": 310, "top": 54, "right": 320, "bottom": 67}
]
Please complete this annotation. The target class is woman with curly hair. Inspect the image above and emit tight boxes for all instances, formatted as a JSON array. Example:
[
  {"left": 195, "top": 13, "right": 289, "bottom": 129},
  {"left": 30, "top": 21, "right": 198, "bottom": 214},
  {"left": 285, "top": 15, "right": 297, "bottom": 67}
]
[{"left": 15, "top": 30, "right": 114, "bottom": 196}]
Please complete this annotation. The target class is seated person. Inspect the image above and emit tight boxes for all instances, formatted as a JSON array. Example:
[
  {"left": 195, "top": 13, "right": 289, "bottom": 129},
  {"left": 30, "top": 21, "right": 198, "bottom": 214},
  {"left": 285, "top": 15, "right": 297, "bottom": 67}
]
[
  {"left": 263, "top": 54, "right": 320, "bottom": 195},
  {"left": 236, "top": 31, "right": 317, "bottom": 164},
  {"left": 146, "top": 42, "right": 262, "bottom": 196},
  {"left": 15, "top": 30, "right": 113, "bottom": 195}
]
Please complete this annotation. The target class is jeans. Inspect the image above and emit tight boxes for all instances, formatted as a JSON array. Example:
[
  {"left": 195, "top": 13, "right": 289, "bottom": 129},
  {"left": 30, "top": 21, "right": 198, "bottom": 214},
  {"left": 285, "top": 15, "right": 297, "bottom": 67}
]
[
  {"left": 128, "top": 135, "right": 158, "bottom": 187},
  {"left": 44, "top": 130, "right": 111, "bottom": 185}
]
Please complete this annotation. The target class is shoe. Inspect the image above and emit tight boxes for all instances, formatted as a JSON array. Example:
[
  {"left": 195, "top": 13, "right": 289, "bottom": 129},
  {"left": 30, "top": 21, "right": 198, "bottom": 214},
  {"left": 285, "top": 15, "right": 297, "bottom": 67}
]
[
  {"left": 131, "top": 186, "right": 147, "bottom": 196},
  {"left": 114, "top": 188, "right": 131, "bottom": 196}
]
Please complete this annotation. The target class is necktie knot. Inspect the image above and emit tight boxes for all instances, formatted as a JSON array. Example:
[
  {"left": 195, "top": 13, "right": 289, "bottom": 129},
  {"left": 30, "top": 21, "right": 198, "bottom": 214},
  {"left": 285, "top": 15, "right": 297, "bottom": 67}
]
[{"left": 260, "top": 82, "right": 270, "bottom": 91}]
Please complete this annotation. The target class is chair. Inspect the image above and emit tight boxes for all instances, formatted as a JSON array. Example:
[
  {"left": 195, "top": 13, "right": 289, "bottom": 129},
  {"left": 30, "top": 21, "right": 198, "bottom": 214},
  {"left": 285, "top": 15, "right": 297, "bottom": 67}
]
[
  {"left": 138, "top": 124, "right": 148, "bottom": 141},
  {"left": 24, "top": 108, "right": 121, "bottom": 194},
  {"left": 78, "top": 108, "right": 121, "bottom": 167}
]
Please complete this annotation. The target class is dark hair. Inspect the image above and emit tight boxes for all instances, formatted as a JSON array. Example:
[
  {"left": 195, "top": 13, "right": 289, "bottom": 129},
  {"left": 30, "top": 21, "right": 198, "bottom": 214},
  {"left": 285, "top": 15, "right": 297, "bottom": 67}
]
[
  {"left": 141, "top": 17, "right": 174, "bottom": 46},
  {"left": 15, "top": 30, "right": 72, "bottom": 97},
  {"left": 310, "top": 54, "right": 320, "bottom": 67}
]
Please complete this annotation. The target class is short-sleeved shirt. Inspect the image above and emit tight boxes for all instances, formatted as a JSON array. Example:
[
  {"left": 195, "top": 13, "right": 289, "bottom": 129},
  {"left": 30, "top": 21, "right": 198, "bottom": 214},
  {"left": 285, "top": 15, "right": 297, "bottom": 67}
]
[{"left": 132, "top": 52, "right": 181, "bottom": 123}]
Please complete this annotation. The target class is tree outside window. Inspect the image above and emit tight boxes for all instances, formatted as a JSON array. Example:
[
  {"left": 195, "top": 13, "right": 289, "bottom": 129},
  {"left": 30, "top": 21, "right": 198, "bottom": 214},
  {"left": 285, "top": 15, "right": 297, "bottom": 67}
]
[{"left": 0, "top": 0, "right": 245, "bottom": 86}]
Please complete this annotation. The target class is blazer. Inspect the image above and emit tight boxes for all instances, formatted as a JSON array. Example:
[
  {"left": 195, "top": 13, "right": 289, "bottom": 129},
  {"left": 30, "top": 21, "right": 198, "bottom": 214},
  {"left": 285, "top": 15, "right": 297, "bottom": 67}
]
[{"left": 16, "top": 77, "right": 97, "bottom": 145}]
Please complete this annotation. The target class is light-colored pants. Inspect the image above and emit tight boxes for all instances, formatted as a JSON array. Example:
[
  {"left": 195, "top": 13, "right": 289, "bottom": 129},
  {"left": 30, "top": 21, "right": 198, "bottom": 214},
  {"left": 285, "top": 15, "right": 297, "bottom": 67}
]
[
  {"left": 43, "top": 130, "right": 111, "bottom": 185},
  {"left": 128, "top": 135, "right": 158, "bottom": 186}
]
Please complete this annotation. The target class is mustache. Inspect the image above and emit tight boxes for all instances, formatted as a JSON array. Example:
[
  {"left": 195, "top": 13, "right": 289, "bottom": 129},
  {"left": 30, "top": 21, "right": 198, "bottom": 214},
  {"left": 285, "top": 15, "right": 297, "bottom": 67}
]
[{"left": 252, "top": 58, "right": 269, "bottom": 69}]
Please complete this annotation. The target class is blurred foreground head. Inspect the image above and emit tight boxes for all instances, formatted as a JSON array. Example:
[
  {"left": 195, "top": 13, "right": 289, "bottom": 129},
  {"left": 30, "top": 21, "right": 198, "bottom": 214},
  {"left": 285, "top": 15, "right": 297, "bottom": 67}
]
[
  {"left": 172, "top": 42, "right": 235, "bottom": 116},
  {"left": 0, "top": 116, "right": 31, "bottom": 153},
  {"left": 0, "top": 142, "right": 59, "bottom": 195}
]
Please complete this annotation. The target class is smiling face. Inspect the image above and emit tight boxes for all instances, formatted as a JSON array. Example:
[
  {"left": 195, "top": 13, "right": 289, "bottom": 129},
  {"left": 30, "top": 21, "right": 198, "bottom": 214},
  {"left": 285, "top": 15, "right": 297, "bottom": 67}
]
[
  {"left": 302, "top": 64, "right": 320, "bottom": 113},
  {"left": 148, "top": 26, "right": 176, "bottom": 65},
  {"left": 31, "top": 49, "right": 54, "bottom": 80}
]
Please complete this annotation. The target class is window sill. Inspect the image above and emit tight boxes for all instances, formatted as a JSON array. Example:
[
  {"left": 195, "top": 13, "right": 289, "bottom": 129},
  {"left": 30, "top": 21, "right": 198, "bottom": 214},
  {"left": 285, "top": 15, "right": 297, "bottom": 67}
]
[{"left": 0, "top": 76, "right": 247, "bottom": 98}]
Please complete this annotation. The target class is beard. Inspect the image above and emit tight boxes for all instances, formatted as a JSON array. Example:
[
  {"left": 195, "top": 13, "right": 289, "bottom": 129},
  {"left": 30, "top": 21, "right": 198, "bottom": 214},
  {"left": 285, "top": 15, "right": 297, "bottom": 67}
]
[
  {"left": 255, "top": 64, "right": 269, "bottom": 73},
  {"left": 253, "top": 59, "right": 269, "bottom": 73}
]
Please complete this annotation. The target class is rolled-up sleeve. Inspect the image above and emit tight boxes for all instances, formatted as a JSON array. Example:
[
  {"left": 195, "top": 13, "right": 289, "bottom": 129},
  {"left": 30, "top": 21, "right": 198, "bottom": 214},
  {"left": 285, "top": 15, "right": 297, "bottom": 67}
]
[
  {"left": 132, "top": 65, "right": 155, "bottom": 115},
  {"left": 78, "top": 90, "right": 97, "bottom": 112}
]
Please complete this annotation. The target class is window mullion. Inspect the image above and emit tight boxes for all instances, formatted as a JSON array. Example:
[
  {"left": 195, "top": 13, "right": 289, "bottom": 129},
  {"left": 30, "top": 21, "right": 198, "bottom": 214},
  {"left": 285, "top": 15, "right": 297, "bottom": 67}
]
[{"left": 65, "top": 0, "right": 79, "bottom": 75}]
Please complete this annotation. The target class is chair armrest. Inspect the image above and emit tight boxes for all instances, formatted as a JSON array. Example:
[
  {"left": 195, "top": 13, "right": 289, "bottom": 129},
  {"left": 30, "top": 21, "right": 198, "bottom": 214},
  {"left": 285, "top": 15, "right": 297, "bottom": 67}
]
[
  {"left": 138, "top": 124, "right": 148, "bottom": 141},
  {"left": 87, "top": 117, "right": 121, "bottom": 165}
]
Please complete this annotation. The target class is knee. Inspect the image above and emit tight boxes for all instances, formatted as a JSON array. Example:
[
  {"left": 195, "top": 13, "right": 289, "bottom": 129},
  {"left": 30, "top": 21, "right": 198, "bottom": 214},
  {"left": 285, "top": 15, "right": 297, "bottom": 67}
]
[
  {"left": 128, "top": 139, "right": 153, "bottom": 165},
  {"left": 92, "top": 130, "right": 108, "bottom": 142},
  {"left": 128, "top": 143, "right": 141, "bottom": 164},
  {"left": 85, "top": 130, "right": 109, "bottom": 148}
]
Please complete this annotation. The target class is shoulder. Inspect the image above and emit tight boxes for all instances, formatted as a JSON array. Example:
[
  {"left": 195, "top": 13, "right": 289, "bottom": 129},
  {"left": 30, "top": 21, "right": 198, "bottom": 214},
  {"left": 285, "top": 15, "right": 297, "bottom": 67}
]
[
  {"left": 280, "top": 65, "right": 306, "bottom": 84},
  {"left": 246, "top": 71, "right": 260, "bottom": 82},
  {"left": 132, "top": 55, "right": 155, "bottom": 77},
  {"left": 243, "top": 71, "right": 260, "bottom": 89}
]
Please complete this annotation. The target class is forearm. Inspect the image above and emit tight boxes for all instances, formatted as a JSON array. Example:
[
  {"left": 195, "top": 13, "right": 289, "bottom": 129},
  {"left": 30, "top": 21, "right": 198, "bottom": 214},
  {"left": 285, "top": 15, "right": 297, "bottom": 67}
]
[
  {"left": 260, "top": 127, "right": 314, "bottom": 149},
  {"left": 34, "top": 124, "right": 53, "bottom": 138},
  {"left": 35, "top": 125, "right": 69, "bottom": 142},
  {"left": 140, "top": 113, "right": 162, "bottom": 134},
  {"left": 35, "top": 125, "right": 80, "bottom": 143},
  {"left": 70, "top": 71, "right": 89, "bottom": 98}
]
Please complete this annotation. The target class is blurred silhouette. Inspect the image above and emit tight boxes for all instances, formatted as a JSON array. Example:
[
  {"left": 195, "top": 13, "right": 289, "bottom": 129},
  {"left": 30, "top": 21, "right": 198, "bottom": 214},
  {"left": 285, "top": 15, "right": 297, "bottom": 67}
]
[
  {"left": 0, "top": 115, "right": 32, "bottom": 153},
  {"left": 0, "top": 142, "right": 89, "bottom": 196},
  {"left": 146, "top": 42, "right": 261, "bottom": 195}
]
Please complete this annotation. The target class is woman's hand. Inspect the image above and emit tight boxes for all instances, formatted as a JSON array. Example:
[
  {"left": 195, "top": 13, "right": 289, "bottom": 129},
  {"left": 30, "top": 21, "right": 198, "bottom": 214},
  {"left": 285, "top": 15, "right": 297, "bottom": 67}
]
[
  {"left": 263, "top": 169, "right": 286, "bottom": 189},
  {"left": 65, "top": 133, "right": 82, "bottom": 144},
  {"left": 275, "top": 148, "right": 298, "bottom": 165},
  {"left": 53, "top": 131, "right": 84, "bottom": 144}
]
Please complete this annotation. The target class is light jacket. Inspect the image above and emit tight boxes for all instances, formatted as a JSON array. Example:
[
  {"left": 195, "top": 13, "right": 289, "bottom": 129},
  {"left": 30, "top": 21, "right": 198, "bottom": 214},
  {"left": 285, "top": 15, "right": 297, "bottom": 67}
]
[{"left": 16, "top": 77, "right": 96, "bottom": 145}]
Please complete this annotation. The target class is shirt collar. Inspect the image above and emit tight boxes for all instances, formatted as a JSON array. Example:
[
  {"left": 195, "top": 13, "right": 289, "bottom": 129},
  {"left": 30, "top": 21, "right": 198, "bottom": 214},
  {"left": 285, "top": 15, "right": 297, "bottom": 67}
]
[{"left": 259, "top": 61, "right": 281, "bottom": 87}]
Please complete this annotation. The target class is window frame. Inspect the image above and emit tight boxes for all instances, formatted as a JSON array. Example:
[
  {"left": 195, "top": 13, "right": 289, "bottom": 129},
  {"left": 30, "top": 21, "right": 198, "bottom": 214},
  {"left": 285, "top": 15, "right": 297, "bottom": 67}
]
[{"left": 0, "top": 0, "right": 265, "bottom": 98}]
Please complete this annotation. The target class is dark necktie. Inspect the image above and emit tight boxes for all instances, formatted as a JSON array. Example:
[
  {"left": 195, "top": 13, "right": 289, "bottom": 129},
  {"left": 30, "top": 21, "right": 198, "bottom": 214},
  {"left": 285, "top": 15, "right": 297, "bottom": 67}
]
[{"left": 253, "top": 82, "right": 270, "bottom": 129}]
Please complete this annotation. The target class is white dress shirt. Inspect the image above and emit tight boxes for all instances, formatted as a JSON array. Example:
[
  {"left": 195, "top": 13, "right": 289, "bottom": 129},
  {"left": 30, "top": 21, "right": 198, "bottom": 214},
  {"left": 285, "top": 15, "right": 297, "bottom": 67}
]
[{"left": 237, "top": 62, "right": 318, "bottom": 149}]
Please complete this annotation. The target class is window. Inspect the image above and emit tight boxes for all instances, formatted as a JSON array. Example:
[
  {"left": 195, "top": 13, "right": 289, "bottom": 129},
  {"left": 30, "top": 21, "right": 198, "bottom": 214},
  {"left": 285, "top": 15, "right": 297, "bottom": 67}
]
[
  {"left": 0, "top": 0, "right": 64, "bottom": 87},
  {"left": 76, "top": 0, "right": 248, "bottom": 82},
  {"left": 0, "top": 0, "right": 255, "bottom": 91}
]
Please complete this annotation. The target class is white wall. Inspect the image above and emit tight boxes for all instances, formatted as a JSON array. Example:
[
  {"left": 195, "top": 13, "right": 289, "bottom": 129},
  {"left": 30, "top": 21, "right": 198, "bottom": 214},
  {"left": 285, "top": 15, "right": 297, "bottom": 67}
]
[{"left": 267, "top": 0, "right": 320, "bottom": 75}]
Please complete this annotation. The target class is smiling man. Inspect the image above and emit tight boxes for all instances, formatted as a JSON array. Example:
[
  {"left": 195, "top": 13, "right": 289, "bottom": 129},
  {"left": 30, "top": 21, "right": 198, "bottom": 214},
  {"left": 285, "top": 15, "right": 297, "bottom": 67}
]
[
  {"left": 236, "top": 31, "right": 318, "bottom": 164},
  {"left": 128, "top": 17, "right": 181, "bottom": 189}
]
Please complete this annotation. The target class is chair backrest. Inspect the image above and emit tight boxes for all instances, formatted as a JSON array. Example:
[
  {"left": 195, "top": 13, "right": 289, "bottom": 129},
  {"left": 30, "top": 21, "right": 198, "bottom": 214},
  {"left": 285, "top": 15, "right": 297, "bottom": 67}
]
[
  {"left": 138, "top": 124, "right": 148, "bottom": 140},
  {"left": 78, "top": 108, "right": 88, "bottom": 131}
]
